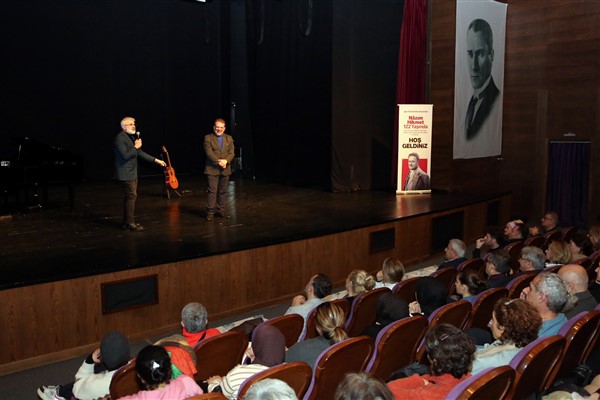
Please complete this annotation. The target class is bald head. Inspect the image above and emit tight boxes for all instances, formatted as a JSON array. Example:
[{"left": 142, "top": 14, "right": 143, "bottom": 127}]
[{"left": 558, "top": 264, "right": 588, "bottom": 293}]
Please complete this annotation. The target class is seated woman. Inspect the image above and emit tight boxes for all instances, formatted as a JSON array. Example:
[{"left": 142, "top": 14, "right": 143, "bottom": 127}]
[
  {"left": 207, "top": 323, "right": 285, "bottom": 399},
  {"left": 387, "top": 324, "right": 476, "bottom": 399},
  {"left": 471, "top": 298, "right": 542, "bottom": 374},
  {"left": 569, "top": 232, "right": 593, "bottom": 262},
  {"left": 344, "top": 269, "right": 376, "bottom": 304},
  {"left": 408, "top": 276, "right": 448, "bottom": 318},
  {"left": 545, "top": 240, "right": 572, "bottom": 267},
  {"left": 375, "top": 258, "right": 405, "bottom": 290},
  {"left": 454, "top": 270, "right": 487, "bottom": 303},
  {"left": 363, "top": 292, "right": 409, "bottom": 339},
  {"left": 119, "top": 345, "right": 203, "bottom": 399},
  {"left": 285, "top": 302, "right": 348, "bottom": 369}
]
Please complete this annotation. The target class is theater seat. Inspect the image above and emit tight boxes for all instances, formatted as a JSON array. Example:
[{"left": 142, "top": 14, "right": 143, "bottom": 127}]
[
  {"left": 262, "top": 314, "right": 304, "bottom": 348},
  {"left": 463, "top": 287, "right": 508, "bottom": 331},
  {"left": 393, "top": 277, "right": 419, "bottom": 303},
  {"left": 345, "top": 287, "right": 390, "bottom": 337},
  {"left": 303, "top": 336, "right": 374, "bottom": 400},
  {"left": 194, "top": 331, "right": 248, "bottom": 382},
  {"left": 109, "top": 359, "right": 141, "bottom": 400},
  {"left": 506, "top": 274, "right": 536, "bottom": 299},
  {"left": 444, "top": 365, "right": 515, "bottom": 400},
  {"left": 237, "top": 361, "right": 312, "bottom": 399}
]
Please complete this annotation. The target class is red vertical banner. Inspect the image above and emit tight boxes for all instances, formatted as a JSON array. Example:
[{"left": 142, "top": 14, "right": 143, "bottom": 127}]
[{"left": 397, "top": 104, "right": 433, "bottom": 194}]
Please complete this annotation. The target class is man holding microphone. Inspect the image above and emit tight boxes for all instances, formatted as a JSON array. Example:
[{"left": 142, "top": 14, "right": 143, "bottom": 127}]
[{"left": 114, "top": 116, "right": 166, "bottom": 232}]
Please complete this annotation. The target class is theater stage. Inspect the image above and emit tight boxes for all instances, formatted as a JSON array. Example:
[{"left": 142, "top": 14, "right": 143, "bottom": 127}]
[{"left": 0, "top": 175, "right": 510, "bottom": 372}]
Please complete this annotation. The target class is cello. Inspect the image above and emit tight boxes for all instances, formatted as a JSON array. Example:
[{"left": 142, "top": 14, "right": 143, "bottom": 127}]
[{"left": 161, "top": 146, "right": 179, "bottom": 190}]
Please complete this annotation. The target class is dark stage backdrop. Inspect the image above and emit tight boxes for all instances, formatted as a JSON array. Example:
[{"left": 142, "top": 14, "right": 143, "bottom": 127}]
[
  {"left": 1, "top": 0, "right": 226, "bottom": 179},
  {"left": 2, "top": 0, "right": 404, "bottom": 190}
]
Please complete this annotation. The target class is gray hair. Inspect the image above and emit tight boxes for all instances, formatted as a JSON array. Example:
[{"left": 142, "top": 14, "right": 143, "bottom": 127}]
[
  {"left": 521, "top": 246, "right": 546, "bottom": 270},
  {"left": 181, "top": 302, "right": 208, "bottom": 333},
  {"left": 535, "top": 272, "right": 571, "bottom": 314},
  {"left": 449, "top": 239, "right": 467, "bottom": 258},
  {"left": 244, "top": 379, "right": 298, "bottom": 400}
]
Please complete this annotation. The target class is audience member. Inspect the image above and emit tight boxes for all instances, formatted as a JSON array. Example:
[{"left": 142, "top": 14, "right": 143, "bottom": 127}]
[
  {"left": 471, "top": 298, "right": 542, "bottom": 374},
  {"left": 408, "top": 277, "right": 448, "bottom": 318},
  {"left": 589, "top": 223, "right": 600, "bottom": 252},
  {"left": 37, "top": 331, "right": 130, "bottom": 400},
  {"left": 472, "top": 227, "right": 503, "bottom": 259},
  {"left": 504, "top": 219, "right": 526, "bottom": 244},
  {"left": 530, "top": 211, "right": 560, "bottom": 236},
  {"left": 520, "top": 272, "right": 571, "bottom": 337},
  {"left": 154, "top": 334, "right": 197, "bottom": 379},
  {"left": 181, "top": 302, "right": 221, "bottom": 348},
  {"left": 119, "top": 345, "right": 203, "bottom": 400},
  {"left": 545, "top": 240, "right": 572, "bottom": 267},
  {"left": 454, "top": 270, "right": 487, "bottom": 303},
  {"left": 363, "top": 292, "right": 409, "bottom": 339},
  {"left": 569, "top": 232, "right": 592, "bottom": 262},
  {"left": 387, "top": 324, "right": 476, "bottom": 399},
  {"left": 285, "top": 273, "right": 332, "bottom": 329},
  {"left": 516, "top": 246, "right": 546, "bottom": 275},
  {"left": 207, "top": 323, "right": 286, "bottom": 399},
  {"left": 285, "top": 302, "right": 348, "bottom": 370},
  {"left": 485, "top": 250, "right": 512, "bottom": 288},
  {"left": 590, "top": 265, "right": 600, "bottom": 303},
  {"left": 335, "top": 373, "right": 394, "bottom": 400},
  {"left": 243, "top": 378, "right": 297, "bottom": 400},
  {"left": 558, "top": 264, "right": 598, "bottom": 319},
  {"left": 375, "top": 258, "right": 405, "bottom": 289},
  {"left": 437, "top": 239, "right": 468, "bottom": 270},
  {"left": 344, "top": 269, "right": 376, "bottom": 304}
]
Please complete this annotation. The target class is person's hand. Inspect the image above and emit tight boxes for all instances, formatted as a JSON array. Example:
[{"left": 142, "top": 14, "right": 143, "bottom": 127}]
[
  {"left": 207, "top": 375, "right": 222, "bottom": 385},
  {"left": 291, "top": 295, "right": 306, "bottom": 307},
  {"left": 476, "top": 237, "right": 485, "bottom": 249},
  {"left": 218, "top": 159, "right": 227, "bottom": 168},
  {"left": 409, "top": 301, "right": 422, "bottom": 314},
  {"left": 529, "top": 226, "right": 540, "bottom": 236},
  {"left": 155, "top": 159, "right": 166, "bottom": 167},
  {"left": 376, "top": 270, "right": 384, "bottom": 281},
  {"left": 92, "top": 348, "right": 102, "bottom": 364},
  {"left": 134, "top": 139, "right": 142, "bottom": 149}
]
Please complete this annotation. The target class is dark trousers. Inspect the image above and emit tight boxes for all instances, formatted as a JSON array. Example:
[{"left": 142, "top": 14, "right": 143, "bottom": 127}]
[
  {"left": 121, "top": 179, "right": 138, "bottom": 225},
  {"left": 206, "top": 174, "right": 229, "bottom": 215}
]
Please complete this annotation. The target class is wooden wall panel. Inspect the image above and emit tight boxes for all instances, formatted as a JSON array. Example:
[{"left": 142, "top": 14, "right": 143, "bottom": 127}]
[
  {"left": 0, "top": 194, "right": 509, "bottom": 374},
  {"left": 429, "top": 0, "right": 600, "bottom": 221}
]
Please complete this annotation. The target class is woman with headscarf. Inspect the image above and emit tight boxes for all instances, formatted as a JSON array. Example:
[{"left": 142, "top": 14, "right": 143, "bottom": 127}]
[
  {"left": 207, "top": 323, "right": 286, "bottom": 399},
  {"left": 408, "top": 277, "right": 448, "bottom": 318},
  {"left": 363, "top": 292, "right": 409, "bottom": 339},
  {"left": 285, "top": 302, "right": 348, "bottom": 370}
]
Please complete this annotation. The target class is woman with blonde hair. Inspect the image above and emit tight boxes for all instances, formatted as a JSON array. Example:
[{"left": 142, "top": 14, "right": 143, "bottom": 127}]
[
  {"left": 375, "top": 258, "right": 405, "bottom": 289},
  {"left": 345, "top": 269, "right": 376, "bottom": 304},
  {"left": 545, "top": 240, "right": 572, "bottom": 266},
  {"left": 285, "top": 302, "right": 348, "bottom": 370}
]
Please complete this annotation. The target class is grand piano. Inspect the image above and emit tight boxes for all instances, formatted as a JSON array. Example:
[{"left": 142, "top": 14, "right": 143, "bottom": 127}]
[{"left": 0, "top": 137, "right": 84, "bottom": 212}]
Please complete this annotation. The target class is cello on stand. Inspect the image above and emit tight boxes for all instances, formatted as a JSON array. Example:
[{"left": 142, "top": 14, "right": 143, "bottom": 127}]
[{"left": 161, "top": 146, "right": 181, "bottom": 199}]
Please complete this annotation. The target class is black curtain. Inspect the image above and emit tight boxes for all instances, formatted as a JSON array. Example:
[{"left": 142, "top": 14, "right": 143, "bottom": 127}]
[{"left": 547, "top": 142, "right": 590, "bottom": 229}]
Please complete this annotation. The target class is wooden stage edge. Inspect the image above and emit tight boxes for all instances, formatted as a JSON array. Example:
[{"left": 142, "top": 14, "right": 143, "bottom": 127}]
[{"left": 0, "top": 193, "right": 511, "bottom": 375}]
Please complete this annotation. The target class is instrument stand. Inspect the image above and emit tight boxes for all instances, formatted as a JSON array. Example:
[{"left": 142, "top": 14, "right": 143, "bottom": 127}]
[{"left": 163, "top": 186, "right": 181, "bottom": 200}]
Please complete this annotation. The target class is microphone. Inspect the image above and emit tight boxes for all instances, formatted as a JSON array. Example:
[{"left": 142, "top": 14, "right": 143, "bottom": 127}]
[{"left": 136, "top": 131, "right": 141, "bottom": 140}]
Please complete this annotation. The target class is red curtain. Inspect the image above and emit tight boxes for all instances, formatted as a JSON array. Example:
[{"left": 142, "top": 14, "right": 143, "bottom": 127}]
[{"left": 391, "top": 0, "right": 429, "bottom": 189}]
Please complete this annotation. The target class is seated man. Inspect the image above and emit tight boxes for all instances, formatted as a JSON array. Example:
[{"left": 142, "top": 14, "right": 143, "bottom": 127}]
[
  {"left": 472, "top": 227, "right": 504, "bottom": 259},
  {"left": 530, "top": 211, "right": 560, "bottom": 236},
  {"left": 437, "top": 239, "right": 468, "bottom": 270},
  {"left": 285, "top": 273, "right": 332, "bottom": 334},
  {"left": 504, "top": 219, "right": 526, "bottom": 244},
  {"left": 38, "top": 331, "right": 130, "bottom": 400},
  {"left": 181, "top": 302, "right": 221, "bottom": 348},
  {"left": 521, "top": 272, "right": 572, "bottom": 337},
  {"left": 558, "top": 264, "right": 598, "bottom": 319},
  {"left": 515, "top": 246, "right": 546, "bottom": 276},
  {"left": 485, "top": 250, "right": 512, "bottom": 288}
]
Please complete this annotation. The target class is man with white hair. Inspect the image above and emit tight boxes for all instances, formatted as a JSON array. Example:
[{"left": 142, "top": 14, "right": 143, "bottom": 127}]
[
  {"left": 521, "top": 272, "right": 572, "bottom": 336},
  {"left": 513, "top": 246, "right": 546, "bottom": 278},
  {"left": 243, "top": 378, "right": 298, "bottom": 400},
  {"left": 437, "top": 239, "right": 468, "bottom": 271},
  {"left": 558, "top": 264, "right": 597, "bottom": 319},
  {"left": 180, "top": 302, "right": 221, "bottom": 348}
]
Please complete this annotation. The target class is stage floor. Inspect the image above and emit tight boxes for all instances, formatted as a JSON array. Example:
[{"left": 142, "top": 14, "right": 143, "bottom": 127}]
[{"left": 1, "top": 174, "right": 501, "bottom": 290}]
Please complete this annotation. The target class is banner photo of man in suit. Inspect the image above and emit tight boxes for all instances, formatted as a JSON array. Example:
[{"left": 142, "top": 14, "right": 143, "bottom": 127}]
[
  {"left": 453, "top": 0, "right": 507, "bottom": 159},
  {"left": 397, "top": 104, "right": 433, "bottom": 194}
]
